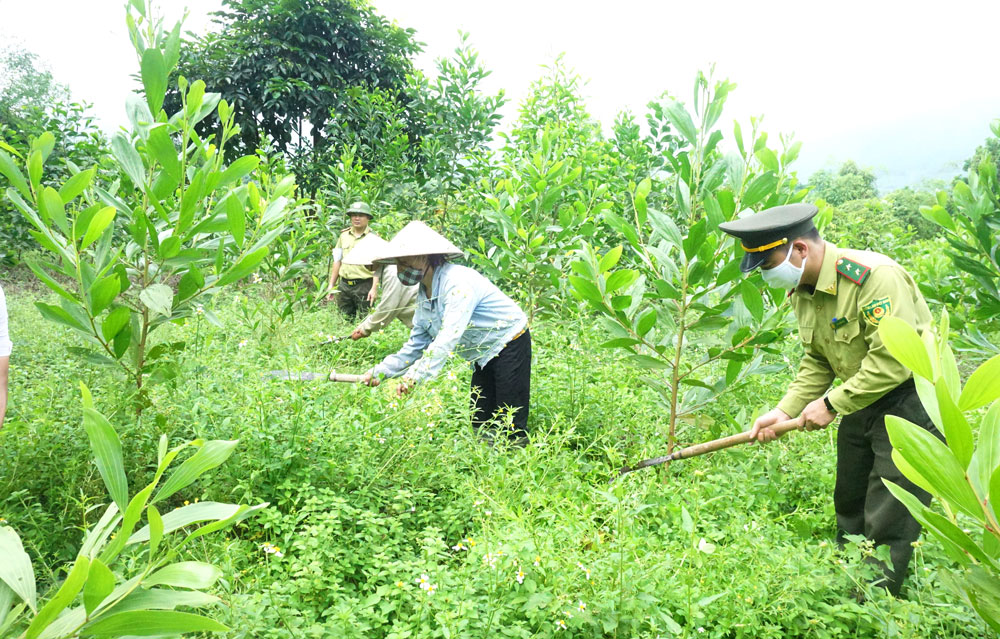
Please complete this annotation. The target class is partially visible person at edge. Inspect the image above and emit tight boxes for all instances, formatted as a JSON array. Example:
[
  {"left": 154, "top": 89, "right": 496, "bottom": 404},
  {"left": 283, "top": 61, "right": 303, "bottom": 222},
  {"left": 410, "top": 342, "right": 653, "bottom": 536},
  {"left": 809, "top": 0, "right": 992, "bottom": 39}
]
[
  {"left": 326, "top": 201, "right": 379, "bottom": 319},
  {"left": 361, "top": 221, "right": 531, "bottom": 445},
  {"left": 0, "top": 282, "right": 11, "bottom": 430},
  {"left": 719, "top": 203, "right": 942, "bottom": 598},
  {"left": 341, "top": 234, "right": 418, "bottom": 340}
]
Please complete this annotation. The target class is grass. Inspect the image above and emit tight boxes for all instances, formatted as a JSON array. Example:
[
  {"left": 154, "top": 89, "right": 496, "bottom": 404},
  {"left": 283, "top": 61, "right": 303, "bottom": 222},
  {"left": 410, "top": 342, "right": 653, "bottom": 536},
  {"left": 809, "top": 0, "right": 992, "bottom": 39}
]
[{"left": 0, "top": 271, "right": 994, "bottom": 638}]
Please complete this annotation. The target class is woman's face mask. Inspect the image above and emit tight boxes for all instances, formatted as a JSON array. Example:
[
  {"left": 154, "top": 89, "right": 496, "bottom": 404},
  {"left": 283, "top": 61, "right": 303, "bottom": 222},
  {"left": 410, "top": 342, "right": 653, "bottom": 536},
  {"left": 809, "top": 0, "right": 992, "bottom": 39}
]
[
  {"left": 760, "top": 244, "right": 806, "bottom": 290},
  {"left": 397, "top": 266, "right": 424, "bottom": 286}
]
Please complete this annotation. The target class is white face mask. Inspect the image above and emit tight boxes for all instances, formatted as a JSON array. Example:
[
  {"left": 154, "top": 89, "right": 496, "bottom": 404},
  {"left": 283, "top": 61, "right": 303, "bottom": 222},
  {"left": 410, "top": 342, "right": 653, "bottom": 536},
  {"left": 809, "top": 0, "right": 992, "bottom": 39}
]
[{"left": 760, "top": 244, "right": 807, "bottom": 290}]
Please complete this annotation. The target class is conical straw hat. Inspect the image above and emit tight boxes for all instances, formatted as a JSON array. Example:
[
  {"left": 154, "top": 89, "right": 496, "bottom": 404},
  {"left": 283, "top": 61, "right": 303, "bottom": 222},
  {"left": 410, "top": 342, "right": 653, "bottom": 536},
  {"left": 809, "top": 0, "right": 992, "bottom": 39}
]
[
  {"left": 373, "top": 221, "right": 464, "bottom": 264},
  {"left": 343, "top": 233, "right": 390, "bottom": 266}
]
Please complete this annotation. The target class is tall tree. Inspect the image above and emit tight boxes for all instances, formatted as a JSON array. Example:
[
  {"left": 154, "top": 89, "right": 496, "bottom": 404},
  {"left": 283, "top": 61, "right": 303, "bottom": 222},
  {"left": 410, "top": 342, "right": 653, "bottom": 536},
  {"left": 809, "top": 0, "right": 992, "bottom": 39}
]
[{"left": 169, "top": 0, "right": 421, "bottom": 161}]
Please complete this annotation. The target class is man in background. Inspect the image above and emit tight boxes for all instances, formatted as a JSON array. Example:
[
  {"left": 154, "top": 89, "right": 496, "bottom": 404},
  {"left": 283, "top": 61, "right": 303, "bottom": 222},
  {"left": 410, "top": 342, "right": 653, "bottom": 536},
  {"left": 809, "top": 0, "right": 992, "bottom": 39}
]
[
  {"left": 342, "top": 234, "right": 418, "bottom": 340},
  {"left": 327, "top": 201, "right": 379, "bottom": 319}
]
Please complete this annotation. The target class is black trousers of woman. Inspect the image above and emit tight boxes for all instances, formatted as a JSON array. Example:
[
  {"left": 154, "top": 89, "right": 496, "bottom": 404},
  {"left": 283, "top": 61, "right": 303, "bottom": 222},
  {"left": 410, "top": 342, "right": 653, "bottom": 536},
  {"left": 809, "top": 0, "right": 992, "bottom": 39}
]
[{"left": 471, "top": 329, "right": 531, "bottom": 443}]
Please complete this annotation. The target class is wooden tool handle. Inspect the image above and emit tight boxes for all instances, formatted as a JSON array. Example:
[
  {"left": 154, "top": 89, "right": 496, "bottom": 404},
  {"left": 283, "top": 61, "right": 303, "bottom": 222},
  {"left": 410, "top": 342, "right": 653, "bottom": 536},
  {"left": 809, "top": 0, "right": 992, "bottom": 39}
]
[
  {"left": 614, "top": 418, "right": 802, "bottom": 480},
  {"left": 329, "top": 370, "right": 365, "bottom": 383}
]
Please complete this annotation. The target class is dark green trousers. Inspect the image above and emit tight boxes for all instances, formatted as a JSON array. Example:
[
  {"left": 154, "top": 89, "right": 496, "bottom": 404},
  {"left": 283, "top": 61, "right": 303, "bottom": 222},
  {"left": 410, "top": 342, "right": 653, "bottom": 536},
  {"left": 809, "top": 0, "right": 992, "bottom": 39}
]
[
  {"left": 834, "top": 379, "right": 942, "bottom": 596},
  {"left": 337, "top": 277, "right": 372, "bottom": 319}
]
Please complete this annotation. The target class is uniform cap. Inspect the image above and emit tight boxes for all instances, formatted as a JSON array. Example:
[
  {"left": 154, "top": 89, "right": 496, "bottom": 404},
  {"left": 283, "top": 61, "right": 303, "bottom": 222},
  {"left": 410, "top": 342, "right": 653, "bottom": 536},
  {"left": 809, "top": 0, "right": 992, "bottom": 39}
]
[
  {"left": 718, "top": 203, "right": 818, "bottom": 272},
  {"left": 342, "top": 233, "right": 389, "bottom": 266},
  {"left": 346, "top": 201, "right": 373, "bottom": 217},
  {"left": 373, "top": 221, "right": 464, "bottom": 264}
]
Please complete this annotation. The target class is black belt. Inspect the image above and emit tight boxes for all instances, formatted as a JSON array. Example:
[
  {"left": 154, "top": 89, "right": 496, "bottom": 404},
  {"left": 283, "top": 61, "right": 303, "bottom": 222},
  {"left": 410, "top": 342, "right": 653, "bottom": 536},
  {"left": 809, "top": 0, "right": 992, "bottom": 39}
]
[{"left": 342, "top": 278, "right": 371, "bottom": 286}]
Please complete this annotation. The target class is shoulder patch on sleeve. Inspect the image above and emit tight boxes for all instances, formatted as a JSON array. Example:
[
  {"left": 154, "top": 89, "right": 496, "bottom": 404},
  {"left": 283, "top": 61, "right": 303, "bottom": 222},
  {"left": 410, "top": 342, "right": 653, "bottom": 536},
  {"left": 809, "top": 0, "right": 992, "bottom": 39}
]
[
  {"left": 861, "top": 296, "right": 892, "bottom": 325},
  {"left": 835, "top": 257, "right": 871, "bottom": 285}
]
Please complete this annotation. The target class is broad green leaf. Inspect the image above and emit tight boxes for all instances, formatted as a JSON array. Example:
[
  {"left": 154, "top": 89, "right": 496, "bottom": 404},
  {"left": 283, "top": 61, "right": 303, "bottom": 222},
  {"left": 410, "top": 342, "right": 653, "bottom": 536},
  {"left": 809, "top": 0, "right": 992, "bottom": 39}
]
[
  {"left": 598, "top": 245, "right": 623, "bottom": 274},
  {"left": 0, "top": 149, "right": 31, "bottom": 198},
  {"left": 959, "top": 354, "right": 1000, "bottom": 412},
  {"left": 129, "top": 501, "right": 240, "bottom": 544},
  {"left": 144, "top": 562, "right": 221, "bottom": 590},
  {"left": 89, "top": 276, "right": 121, "bottom": 316},
  {"left": 216, "top": 247, "right": 269, "bottom": 287},
  {"left": 683, "top": 219, "right": 706, "bottom": 261},
  {"left": 599, "top": 337, "right": 641, "bottom": 349},
  {"left": 32, "top": 132, "right": 55, "bottom": 161},
  {"left": 39, "top": 187, "right": 68, "bottom": 235},
  {"left": 636, "top": 308, "right": 657, "bottom": 337},
  {"left": 82, "top": 405, "right": 129, "bottom": 512},
  {"left": 101, "top": 306, "right": 131, "bottom": 341},
  {"left": 755, "top": 148, "right": 779, "bottom": 173},
  {"left": 605, "top": 269, "right": 640, "bottom": 293},
  {"left": 629, "top": 354, "right": 671, "bottom": 370},
  {"left": 153, "top": 440, "right": 239, "bottom": 504},
  {"left": 217, "top": 155, "right": 259, "bottom": 189},
  {"left": 936, "top": 378, "right": 974, "bottom": 469},
  {"left": 635, "top": 178, "right": 652, "bottom": 200},
  {"left": 140, "top": 48, "right": 168, "bottom": 114},
  {"left": 111, "top": 133, "right": 145, "bottom": 188},
  {"left": 225, "top": 194, "right": 245, "bottom": 248},
  {"left": 919, "top": 204, "right": 957, "bottom": 232},
  {"left": 176, "top": 503, "right": 268, "bottom": 548},
  {"left": 0, "top": 527, "right": 36, "bottom": 612},
  {"left": 568, "top": 275, "right": 604, "bottom": 305},
  {"left": 648, "top": 208, "right": 683, "bottom": 249},
  {"left": 941, "top": 342, "right": 961, "bottom": 400},
  {"left": 969, "top": 401, "right": 1000, "bottom": 500},
  {"left": 26, "top": 260, "right": 76, "bottom": 304},
  {"left": 139, "top": 283, "right": 173, "bottom": 319},
  {"left": 104, "top": 588, "right": 220, "bottom": 614},
  {"left": 146, "top": 126, "right": 180, "bottom": 182},
  {"left": 665, "top": 100, "right": 698, "bottom": 146},
  {"left": 885, "top": 415, "right": 983, "bottom": 521},
  {"left": 81, "top": 610, "right": 228, "bottom": 636},
  {"left": 965, "top": 566, "right": 1000, "bottom": 633},
  {"left": 28, "top": 150, "right": 42, "bottom": 190},
  {"left": 742, "top": 172, "right": 778, "bottom": 209},
  {"left": 35, "top": 302, "right": 88, "bottom": 333},
  {"left": 158, "top": 236, "right": 181, "bottom": 260},
  {"left": 147, "top": 505, "right": 164, "bottom": 557},
  {"left": 740, "top": 280, "right": 764, "bottom": 323},
  {"left": 24, "top": 556, "right": 89, "bottom": 639},
  {"left": 878, "top": 316, "right": 934, "bottom": 380},
  {"left": 883, "top": 481, "right": 990, "bottom": 568},
  {"left": 59, "top": 168, "right": 96, "bottom": 204},
  {"left": 83, "top": 559, "right": 115, "bottom": 616}
]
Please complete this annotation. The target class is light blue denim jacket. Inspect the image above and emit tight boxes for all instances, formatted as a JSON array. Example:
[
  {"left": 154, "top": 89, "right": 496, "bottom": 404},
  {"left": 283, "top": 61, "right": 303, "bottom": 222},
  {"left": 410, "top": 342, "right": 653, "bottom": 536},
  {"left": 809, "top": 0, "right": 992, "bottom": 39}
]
[{"left": 370, "top": 263, "right": 527, "bottom": 383}]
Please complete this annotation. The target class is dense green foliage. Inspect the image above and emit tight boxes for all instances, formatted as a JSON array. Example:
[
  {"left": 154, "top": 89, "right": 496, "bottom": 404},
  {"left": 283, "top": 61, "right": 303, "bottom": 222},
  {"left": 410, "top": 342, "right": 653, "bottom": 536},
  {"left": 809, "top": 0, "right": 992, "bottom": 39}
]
[
  {"left": 0, "top": 47, "right": 111, "bottom": 263},
  {"left": 2, "top": 280, "right": 994, "bottom": 638}
]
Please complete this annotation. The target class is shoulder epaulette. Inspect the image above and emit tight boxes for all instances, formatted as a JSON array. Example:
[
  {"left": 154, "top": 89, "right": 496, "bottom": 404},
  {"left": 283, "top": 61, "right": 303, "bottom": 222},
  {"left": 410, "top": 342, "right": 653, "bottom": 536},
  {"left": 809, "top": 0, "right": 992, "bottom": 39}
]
[
  {"left": 836, "top": 257, "right": 871, "bottom": 285},
  {"left": 340, "top": 227, "right": 351, "bottom": 233}
]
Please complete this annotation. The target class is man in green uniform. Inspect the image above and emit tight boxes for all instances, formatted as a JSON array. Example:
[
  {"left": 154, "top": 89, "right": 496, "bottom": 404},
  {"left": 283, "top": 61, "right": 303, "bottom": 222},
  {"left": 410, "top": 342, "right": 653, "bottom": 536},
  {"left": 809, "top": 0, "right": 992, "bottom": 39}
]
[
  {"left": 327, "top": 201, "right": 379, "bottom": 319},
  {"left": 719, "top": 203, "right": 942, "bottom": 597}
]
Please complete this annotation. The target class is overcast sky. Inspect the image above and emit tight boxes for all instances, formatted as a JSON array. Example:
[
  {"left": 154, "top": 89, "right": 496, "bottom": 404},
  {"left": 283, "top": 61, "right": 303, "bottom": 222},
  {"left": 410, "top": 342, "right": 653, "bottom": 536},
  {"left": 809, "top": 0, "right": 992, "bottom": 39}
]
[{"left": 2, "top": 0, "right": 998, "bottom": 190}]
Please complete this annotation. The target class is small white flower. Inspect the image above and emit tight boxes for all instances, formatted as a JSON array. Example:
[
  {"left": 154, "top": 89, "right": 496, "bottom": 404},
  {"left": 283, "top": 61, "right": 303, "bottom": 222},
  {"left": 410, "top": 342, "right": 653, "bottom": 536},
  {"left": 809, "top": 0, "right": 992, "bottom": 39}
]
[
  {"left": 516, "top": 569, "right": 525, "bottom": 584},
  {"left": 556, "top": 619, "right": 567, "bottom": 630},
  {"left": 426, "top": 584, "right": 437, "bottom": 595},
  {"left": 238, "top": 339, "right": 248, "bottom": 348},
  {"left": 447, "top": 370, "right": 458, "bottom": 381},
  {"left": 698, "top": 627, "right": 706, "bottom": 634},
  {"left": 195, "top": 305, "right": 205, "bottom": 315},
  {"left": 577, "top": 600, "right": 586, "bottom": 612},
  {"left": 417, "top": 574, "right": 430, "bottom": 589}
]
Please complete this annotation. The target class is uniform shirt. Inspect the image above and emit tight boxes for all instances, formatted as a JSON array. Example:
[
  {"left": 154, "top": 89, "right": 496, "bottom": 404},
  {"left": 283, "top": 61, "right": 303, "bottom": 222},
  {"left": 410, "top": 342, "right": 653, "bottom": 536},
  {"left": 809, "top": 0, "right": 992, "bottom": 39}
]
[
  {"left": 777, "top": 242, "right": 932, "bottom": 417},
  {"left": 357, "top": 264, "right": 418, "bottom": 336},
  {"left": 370, "top": 262, "right": 527, "bottom": 383},
  {"left": 0, "top": 283, "right": 11, "bottom": 357},
  {"left": 334, "top": 227, "right": 374, "bottom": 281}
]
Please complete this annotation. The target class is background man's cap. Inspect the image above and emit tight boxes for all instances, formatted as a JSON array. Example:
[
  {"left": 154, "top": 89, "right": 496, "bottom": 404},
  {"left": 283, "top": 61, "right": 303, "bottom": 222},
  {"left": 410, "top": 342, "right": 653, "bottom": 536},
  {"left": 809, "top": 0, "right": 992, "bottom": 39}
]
[
  {"left": 346, "top": 201, "right": 373, "bottom": 218},
  {"left": 342, "top": 233, "right": 388, "bottom": 266},
  {"left": 718, "top": 203, "right": 818, "bottom": 272},
  {"left": 373, "top": 221, "right": 464, "bottom": 264}
]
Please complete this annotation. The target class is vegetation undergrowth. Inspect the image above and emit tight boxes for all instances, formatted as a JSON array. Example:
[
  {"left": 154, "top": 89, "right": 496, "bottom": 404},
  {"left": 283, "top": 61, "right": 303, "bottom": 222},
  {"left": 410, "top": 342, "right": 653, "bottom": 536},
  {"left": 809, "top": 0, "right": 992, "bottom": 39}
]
[{"left": 1, "top": 275, "right": 993, "bottom": 638}]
